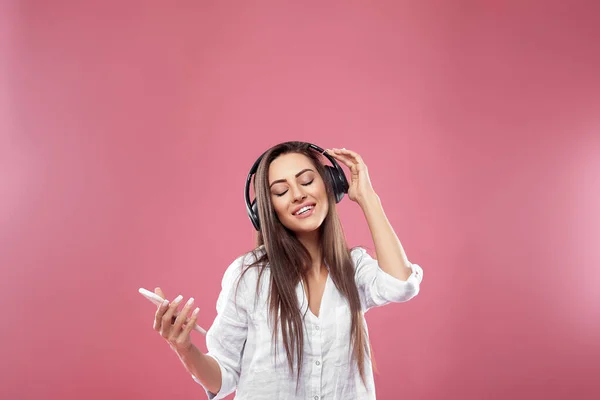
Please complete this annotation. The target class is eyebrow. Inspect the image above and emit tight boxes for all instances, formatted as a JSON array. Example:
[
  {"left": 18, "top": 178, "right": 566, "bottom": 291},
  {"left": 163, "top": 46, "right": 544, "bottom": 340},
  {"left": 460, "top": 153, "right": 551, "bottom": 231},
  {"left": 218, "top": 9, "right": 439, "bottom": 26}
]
[{"left": 269, "top": 168, "right": 314, "bottom": 188}]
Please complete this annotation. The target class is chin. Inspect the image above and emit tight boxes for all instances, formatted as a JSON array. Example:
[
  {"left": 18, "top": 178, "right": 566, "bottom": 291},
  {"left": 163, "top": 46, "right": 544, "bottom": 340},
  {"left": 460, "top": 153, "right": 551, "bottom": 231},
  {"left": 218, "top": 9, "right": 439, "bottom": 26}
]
[
  {"left": 293, "top": 226, "right": 321, "bottom": 235},
  {"left": 287, "top": 219, "right": 325, "bottom": 235}
]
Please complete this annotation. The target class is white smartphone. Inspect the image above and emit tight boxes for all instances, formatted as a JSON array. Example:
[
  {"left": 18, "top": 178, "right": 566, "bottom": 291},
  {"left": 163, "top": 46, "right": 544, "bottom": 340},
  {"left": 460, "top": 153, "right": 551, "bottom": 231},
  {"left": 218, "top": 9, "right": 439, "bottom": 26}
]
[{"left": 139, "top": 287, "right": 207, "bottom": 335}]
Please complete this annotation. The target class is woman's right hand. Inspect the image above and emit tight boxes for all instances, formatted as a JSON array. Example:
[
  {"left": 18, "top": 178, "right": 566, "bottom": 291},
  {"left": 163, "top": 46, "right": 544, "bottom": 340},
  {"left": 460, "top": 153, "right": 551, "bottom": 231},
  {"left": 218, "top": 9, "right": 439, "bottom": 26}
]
[{"left": 153, "top": 287, "right": 200, "bottom": 354}]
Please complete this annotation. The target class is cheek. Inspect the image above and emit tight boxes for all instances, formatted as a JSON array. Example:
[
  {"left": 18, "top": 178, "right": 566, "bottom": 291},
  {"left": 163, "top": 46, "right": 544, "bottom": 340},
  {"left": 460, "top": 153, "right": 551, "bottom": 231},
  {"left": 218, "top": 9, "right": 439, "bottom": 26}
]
[
  {"left": 311, "top": 183, "right": 329, "bottom": 212},
  {"left": 315, "top": 181, "right": 328, "bottom": 200},
  {"left": 320, "top": 199, "right": 330, "bottom": 216},
  {"left": 271, "top": 197, "right": 288, "bottom": 219}
]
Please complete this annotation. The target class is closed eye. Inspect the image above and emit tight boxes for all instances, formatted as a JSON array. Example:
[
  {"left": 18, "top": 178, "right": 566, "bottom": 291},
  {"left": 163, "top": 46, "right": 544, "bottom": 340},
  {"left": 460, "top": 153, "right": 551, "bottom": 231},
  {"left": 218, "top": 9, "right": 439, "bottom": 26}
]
[{"left": 274, "top": 180, "right": 314, "bottom": 197}]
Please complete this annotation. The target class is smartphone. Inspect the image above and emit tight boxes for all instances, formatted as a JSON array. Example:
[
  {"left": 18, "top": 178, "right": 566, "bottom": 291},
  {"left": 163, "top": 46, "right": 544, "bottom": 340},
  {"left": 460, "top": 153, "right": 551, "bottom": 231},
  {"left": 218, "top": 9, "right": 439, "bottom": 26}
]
[{"left": 139, "top": 288, "right": 207, "bottom": 335}]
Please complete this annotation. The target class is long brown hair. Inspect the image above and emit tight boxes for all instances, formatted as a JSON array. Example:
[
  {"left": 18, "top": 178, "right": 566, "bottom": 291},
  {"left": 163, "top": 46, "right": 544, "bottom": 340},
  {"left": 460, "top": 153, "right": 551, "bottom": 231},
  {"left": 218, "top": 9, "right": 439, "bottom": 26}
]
[{"left": 239, "top": 141, "right": 370, "bottom": 386}]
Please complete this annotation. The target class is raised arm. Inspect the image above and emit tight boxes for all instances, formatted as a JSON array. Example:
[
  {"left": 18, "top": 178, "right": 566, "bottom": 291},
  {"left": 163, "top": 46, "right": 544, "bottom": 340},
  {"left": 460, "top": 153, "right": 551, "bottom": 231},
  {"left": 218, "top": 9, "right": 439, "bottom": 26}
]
[{"left": 326, "top": 147, "right": 423, "bottom": 309}]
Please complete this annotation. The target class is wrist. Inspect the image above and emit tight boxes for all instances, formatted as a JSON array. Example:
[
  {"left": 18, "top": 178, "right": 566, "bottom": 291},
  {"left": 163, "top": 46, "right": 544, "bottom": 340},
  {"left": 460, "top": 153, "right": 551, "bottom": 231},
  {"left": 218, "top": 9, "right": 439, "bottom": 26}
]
[
  {"left": 173, "top": 343, "right": 197, "bottom": 359},
  {"left": 358, "top": 191, "right": 380, "bottom": 210}
]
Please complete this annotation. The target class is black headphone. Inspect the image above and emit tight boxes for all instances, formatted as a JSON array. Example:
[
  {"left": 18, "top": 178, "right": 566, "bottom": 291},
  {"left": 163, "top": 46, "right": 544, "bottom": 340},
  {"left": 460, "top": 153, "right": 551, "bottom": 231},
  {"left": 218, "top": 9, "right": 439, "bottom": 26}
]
[{"left": 244, "top": 142, "right": 349, "bottom": 231}]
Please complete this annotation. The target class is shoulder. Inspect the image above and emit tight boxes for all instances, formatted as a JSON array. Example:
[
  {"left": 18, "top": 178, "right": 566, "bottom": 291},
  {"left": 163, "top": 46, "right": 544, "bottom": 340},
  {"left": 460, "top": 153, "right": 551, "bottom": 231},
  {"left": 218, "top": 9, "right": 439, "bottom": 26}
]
[
  {"left": 215, "top": 246, "right": 269, "bottom": 312},
  {"left": 221, "top": 245, "right": 268, "bottom": 290}
]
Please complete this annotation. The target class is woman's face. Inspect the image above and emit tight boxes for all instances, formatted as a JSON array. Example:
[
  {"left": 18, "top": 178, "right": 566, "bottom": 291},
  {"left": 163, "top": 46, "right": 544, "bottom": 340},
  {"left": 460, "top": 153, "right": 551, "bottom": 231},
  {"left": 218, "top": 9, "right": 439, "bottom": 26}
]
[{"left": 268, "top": 152, "right": 329, "bottom": 235}]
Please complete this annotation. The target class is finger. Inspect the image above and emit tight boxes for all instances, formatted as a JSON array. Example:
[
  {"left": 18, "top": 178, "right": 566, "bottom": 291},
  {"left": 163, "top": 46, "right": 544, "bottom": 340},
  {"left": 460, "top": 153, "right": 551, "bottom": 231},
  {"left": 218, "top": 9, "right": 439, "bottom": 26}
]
[
  {"left": 326, "top": 148, "right": 348, "bottom": 158},
  {"left": 331, "top": 152, "right": 357, "bottom": 171},
  {"left": 335, "top": 148, "right": 362, "bottom": 165},
  {"left": 155, "top": 287, "right": 166, "bottom": 299},
  {"left": 337, "top": 148, "right": 364, "bottom": 165},
  {"left": 160, "top": 294, "right": 183, "bottom": 338},
  {"left": 153, "top": 298, "right": 170, "bottom": 331},
  {"left": 170, "top": 297, "right": 195, "bottom": 340},
  {"left": 328, "top": 149, "right": 353, "bottom": 164},
  {"left": 180, "top": 307, "right": 200, "bottom": 339}
]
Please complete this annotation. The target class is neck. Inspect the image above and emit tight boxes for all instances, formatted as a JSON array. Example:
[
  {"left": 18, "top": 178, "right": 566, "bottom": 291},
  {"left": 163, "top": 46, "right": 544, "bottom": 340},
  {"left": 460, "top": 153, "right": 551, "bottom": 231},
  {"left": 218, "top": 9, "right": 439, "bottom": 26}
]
[{"left": 296, "top": 230, "right": 324, "bottom": 276}]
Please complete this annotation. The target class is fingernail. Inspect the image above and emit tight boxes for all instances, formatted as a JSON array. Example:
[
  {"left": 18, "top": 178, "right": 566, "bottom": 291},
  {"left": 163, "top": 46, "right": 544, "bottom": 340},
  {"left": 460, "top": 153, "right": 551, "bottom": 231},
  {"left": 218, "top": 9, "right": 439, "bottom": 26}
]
[
  {"left": 162, "top": 299, "right": 169, "bottom": 306},
  {"left": 186, "top": 297, "right": 195, "bottom": 306},
  {"left": 193, "top": 307, "right": 199, "bottom": 316},
  {"left": 173, "top": 295, "right": 183, "bottom": 303}
]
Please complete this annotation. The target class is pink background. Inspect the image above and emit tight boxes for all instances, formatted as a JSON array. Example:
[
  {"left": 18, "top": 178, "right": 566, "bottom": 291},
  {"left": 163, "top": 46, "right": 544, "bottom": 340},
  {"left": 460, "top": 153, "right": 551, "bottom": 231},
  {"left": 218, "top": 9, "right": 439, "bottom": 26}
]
[{"left": 2, "top": 1, "right": 599, "bottom": 399}]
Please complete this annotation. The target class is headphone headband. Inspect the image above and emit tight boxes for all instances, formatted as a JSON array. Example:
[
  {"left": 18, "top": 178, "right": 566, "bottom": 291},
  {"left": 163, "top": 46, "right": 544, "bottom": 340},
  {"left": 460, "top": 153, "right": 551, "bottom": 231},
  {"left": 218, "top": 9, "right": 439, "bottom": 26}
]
[{"left": 244, "top": 142, "right": 348, "bottom": 231}]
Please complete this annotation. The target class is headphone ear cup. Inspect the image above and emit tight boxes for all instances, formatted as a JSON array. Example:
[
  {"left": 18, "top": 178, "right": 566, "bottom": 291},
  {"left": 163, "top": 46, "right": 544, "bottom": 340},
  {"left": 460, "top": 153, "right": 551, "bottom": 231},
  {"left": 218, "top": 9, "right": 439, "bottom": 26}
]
[
  {"left": 324, "top": 165, "right": 347, "bottom": 203},
  {"left": 250, "top": 200, "right": 260, "bottom": 230}
]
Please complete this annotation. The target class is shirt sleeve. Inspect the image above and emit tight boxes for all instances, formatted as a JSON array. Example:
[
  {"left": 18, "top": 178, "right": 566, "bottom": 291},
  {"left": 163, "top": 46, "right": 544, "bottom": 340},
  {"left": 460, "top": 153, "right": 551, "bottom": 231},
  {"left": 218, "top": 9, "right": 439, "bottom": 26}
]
[
  {"left": 351, "top": 247, "right": 423, "bottom": 312},
  {"left": 192, "top": 255, "right": 250, "bottom": 399}
]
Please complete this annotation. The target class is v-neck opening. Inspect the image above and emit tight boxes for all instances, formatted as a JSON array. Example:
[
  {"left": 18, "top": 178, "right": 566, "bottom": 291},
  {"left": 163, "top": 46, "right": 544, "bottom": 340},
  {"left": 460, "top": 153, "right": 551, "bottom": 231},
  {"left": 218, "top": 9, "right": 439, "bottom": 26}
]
[{"left": 302, "top": 272, "right": 330, "bottom": 320}]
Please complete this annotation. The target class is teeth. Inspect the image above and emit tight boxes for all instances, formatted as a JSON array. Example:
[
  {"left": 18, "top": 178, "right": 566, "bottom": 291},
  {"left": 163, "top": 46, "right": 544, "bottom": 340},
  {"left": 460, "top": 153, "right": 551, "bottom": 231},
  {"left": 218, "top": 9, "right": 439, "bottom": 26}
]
[{"left": 294, "top": 205, "right": 314, "bottom": 215}]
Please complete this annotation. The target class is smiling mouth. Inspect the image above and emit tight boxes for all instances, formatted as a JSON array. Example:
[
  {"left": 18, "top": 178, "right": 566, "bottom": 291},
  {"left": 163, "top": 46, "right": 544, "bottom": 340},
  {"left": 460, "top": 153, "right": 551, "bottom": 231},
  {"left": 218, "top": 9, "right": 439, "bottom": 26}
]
[{"left": 293, "top": 204, "right": 315, "bottom": 216}]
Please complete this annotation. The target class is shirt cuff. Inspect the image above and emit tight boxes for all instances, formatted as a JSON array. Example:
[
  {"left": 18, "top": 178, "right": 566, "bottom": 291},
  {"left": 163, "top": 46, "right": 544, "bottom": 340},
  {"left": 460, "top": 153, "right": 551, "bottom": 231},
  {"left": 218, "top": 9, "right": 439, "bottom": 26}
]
[
  {"left": 375, "top": 262, "right": 423, "bottom": 303},
  {"left": 408, "top": 263, "right": 423, "bottom": 285}
]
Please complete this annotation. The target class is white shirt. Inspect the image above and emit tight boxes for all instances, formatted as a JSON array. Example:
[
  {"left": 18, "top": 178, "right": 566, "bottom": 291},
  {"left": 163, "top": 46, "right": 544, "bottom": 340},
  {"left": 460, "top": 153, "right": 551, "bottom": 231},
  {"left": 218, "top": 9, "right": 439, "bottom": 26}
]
[{"left": 193, "top": 246, "right": 423, "bottom": 399}]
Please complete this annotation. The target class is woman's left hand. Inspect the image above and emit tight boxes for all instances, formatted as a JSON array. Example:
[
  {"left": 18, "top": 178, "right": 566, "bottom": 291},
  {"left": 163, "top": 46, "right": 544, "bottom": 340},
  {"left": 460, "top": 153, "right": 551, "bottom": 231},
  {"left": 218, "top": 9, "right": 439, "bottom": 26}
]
[{"left": 326, "top": 148, "right": 377, "bottom": 205}]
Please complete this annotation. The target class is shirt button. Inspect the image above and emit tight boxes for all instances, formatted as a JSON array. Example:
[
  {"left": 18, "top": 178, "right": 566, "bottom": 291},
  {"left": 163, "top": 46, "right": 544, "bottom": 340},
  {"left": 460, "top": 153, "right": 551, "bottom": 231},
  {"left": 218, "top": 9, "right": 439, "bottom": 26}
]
[
  {"left": 315, "top": 360, "right": 320, "bottom": 366},
  {"left": 315, "top": 325, "right": 320, "bottom": 330},
  {"left": 314, "top": 396, "right": 319, "bottom": 400}
]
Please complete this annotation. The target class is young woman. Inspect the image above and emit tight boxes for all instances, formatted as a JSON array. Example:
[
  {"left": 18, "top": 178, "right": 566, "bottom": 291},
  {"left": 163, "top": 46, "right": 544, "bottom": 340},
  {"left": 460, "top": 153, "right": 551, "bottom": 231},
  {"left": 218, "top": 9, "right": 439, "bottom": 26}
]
[{"left": 151, "top": 141, "right": 423, "bottom": 399}]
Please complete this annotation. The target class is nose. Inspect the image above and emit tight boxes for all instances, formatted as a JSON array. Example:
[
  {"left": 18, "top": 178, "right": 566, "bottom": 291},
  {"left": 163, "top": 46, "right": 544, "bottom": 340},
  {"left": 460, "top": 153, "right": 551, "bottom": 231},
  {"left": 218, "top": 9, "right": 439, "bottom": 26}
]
[{"left": 290, "top": 184, "right": 307, "bottom": 203}]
